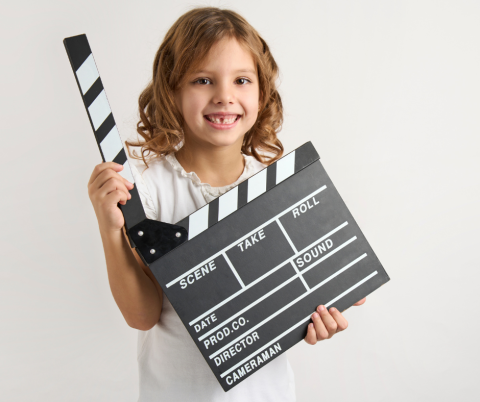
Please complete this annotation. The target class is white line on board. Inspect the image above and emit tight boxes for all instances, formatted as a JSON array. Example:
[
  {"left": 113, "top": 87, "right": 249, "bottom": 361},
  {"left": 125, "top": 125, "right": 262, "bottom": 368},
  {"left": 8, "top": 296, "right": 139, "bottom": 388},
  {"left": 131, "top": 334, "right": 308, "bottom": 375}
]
[
  {"left": 223, "top": 253, "right": 245, "bottom": 289},
  {"left": 290, "top": 259, "right": 310, "bottom": 291},
  {"left": 166, "top": 186, "right": 327, "bottom": 288},
  {"left": 220, "top": 269, "right": 378, "bottom": 378},
  {"left": 276, "top": 219, "right": 298, "bottom": 254},
  {"left": 209, "top": 253, "right": 368, "bottom": 360},
  {"left": 188, "top": 221, "right": 349, "bottom": 327},
  {"left": 275, "top": 219, "right": 309, "bottom": 290}
]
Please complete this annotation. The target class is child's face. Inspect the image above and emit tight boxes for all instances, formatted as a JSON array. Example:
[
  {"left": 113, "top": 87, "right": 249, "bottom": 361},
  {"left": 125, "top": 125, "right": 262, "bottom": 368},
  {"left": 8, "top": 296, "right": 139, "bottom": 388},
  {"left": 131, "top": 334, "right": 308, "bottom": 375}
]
[{"left": 175, "top": 37, "right": 260, "bottom": 150}]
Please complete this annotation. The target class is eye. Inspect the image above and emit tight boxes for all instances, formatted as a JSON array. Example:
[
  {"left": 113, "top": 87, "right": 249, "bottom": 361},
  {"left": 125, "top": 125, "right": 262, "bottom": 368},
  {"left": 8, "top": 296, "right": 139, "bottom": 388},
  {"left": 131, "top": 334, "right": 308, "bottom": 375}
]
[
  {"left": 193, "top": 78, "right": 211, "bottom": 85},
  {"left": 236, "top": 77, "right": 251, "bottom": 85}
]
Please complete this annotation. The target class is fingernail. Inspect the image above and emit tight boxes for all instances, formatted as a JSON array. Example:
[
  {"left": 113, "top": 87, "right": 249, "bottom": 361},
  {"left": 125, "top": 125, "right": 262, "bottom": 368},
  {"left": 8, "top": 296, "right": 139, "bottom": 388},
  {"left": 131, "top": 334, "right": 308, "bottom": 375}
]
[
  {"left": 330, "top": 307, "right": 336, "bottom": 312},
  {"left": 317, "top": 305, "right": 325, "bottom": 312},
  {"left": 312, "top": 312, "right": 319, "bottom": 319}
]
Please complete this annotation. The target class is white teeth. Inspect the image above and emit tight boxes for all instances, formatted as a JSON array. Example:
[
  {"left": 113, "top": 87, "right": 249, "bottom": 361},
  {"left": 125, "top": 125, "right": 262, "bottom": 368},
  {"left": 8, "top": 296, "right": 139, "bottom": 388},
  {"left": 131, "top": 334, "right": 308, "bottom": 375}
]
[{"left": 207, "top": 116, "right": 238, "bottom": 124}]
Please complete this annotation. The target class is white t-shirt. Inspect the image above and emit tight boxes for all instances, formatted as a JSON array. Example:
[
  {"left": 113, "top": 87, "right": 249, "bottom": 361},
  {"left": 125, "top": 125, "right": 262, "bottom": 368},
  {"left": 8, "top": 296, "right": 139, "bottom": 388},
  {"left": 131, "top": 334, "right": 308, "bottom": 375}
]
[{"left": 130, "top": 152, "right": 296, "bottom": 402}]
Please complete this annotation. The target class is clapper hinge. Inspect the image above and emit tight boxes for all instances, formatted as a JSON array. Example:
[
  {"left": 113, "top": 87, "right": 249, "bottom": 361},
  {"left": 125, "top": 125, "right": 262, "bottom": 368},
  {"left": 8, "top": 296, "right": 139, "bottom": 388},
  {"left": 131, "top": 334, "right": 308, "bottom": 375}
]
[{"left": 128, "top": 219, "right": 188, "bottom": 265}]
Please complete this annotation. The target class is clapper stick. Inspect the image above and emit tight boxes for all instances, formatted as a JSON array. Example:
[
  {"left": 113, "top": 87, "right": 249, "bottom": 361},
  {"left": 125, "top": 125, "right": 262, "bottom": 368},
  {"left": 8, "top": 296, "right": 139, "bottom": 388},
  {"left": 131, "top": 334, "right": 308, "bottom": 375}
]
[
  {"left": 63, "top": 34, "right": 143, "bottom": 228},
  {"left": 63, "top": 34, "right": 187, "bottom": 260},
  {"left": 64, "top": 34, "right": 390, "bottom": 392}
]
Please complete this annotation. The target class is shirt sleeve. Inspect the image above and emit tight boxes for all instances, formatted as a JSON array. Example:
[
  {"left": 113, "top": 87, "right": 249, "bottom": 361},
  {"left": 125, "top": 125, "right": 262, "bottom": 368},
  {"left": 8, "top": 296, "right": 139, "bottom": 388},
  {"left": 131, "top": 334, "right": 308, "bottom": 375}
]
[{"left": 130, "top": 162, "right": 158, "bottom": 221}]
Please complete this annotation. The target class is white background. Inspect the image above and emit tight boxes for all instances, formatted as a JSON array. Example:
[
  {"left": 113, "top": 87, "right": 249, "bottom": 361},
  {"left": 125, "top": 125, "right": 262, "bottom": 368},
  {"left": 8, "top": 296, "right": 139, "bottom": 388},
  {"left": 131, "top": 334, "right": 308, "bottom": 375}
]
[{"left": 1, "top": 0, "right": 479, "bottom": 400}]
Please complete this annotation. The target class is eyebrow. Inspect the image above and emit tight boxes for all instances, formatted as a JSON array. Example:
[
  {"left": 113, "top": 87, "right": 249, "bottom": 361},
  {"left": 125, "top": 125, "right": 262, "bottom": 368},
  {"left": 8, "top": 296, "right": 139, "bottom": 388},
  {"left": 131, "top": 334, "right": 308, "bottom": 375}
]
[{"left": 191, "top": 69, "right": 257, "bottom": 75}]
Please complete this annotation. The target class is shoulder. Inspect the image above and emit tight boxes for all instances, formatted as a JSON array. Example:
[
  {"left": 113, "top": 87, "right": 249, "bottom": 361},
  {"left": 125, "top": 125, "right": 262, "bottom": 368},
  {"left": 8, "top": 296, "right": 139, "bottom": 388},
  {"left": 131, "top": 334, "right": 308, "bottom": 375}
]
[
  {"left": 134, "top": 155, "right": 172, "bottom": 179},
  {"left": 130, "top": 155, "right": 176, "bottom": 220},
  {"left": 243, "top": 154, "right": 268, "bottom": 177},
  {"left": 132, "top": 153, "right": 186, "bottom": 190}
]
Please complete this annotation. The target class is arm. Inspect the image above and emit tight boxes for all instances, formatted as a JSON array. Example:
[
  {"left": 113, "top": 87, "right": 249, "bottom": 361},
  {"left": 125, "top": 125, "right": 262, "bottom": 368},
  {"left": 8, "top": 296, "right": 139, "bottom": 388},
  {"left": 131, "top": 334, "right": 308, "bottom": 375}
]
[
  {"left": 100, "top": 226, "right": 163, "bottom": 330},
  {"left": 89, "top": 162, "right": 163, "bottom": 331}
]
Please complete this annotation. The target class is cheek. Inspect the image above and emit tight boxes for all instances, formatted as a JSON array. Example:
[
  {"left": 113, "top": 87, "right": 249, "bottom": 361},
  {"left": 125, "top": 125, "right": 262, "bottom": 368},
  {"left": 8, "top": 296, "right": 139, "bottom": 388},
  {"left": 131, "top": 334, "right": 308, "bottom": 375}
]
[
  {"left": 244, "top": 97, "right": 259, "bottom": 121},
  {"left": 182, "top": 96, "right": 204, "bottom": 122},
  {"left": 245, "top": 87, "right": 260, "bottom": 116},
  {"left": 176, "top": 87, "right": 202, "bottom": 119}
]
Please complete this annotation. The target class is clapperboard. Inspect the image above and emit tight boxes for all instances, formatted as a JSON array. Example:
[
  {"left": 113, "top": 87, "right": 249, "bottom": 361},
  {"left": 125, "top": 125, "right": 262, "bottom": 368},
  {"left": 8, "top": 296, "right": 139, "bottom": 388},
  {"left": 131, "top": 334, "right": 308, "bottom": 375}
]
[{"left": 64, "top": 34, "right": 390, "bottom": 392}]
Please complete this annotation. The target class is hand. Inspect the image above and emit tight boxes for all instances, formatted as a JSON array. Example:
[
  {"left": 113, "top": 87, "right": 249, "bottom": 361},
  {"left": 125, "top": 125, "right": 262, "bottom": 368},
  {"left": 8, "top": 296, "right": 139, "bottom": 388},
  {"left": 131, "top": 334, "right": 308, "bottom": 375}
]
[
  {"left": 87, "top": 162, "right": 135, "bottom": 232},
  {"left": 304, "top": 297, "right": 366, "bottom": 345}
]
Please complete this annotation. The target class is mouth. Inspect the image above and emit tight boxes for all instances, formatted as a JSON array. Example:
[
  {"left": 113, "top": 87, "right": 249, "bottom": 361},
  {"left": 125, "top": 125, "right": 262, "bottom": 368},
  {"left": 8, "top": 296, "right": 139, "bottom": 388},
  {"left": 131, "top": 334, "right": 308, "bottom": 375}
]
[
  {"left": 203, "top": 114, "right": 242, "bottom": 130},
  {"left": 204, "top": 114, "right": 241, "bottom": 124}
]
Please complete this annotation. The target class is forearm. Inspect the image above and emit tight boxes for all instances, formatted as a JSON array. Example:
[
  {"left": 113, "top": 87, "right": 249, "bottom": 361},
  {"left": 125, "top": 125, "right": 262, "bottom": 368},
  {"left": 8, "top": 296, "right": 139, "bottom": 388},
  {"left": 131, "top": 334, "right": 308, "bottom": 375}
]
[{"left": 99, "top": 227, "right": 162, "bottom": 330}]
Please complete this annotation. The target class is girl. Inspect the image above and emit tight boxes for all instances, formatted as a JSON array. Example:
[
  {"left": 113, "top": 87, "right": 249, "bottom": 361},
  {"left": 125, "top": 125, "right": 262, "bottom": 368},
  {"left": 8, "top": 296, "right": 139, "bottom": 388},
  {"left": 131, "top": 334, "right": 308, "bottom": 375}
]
[{"left": 87, "top": 7, "right": 366, "bottom": 402}]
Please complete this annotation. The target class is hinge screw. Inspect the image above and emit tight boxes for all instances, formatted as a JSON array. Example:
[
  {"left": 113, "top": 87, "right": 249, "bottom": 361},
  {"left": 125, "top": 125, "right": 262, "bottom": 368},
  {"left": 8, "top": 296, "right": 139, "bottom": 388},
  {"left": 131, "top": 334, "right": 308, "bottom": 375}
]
[{"left": 150, "top": 249, "right": 155, "bottom": 254}]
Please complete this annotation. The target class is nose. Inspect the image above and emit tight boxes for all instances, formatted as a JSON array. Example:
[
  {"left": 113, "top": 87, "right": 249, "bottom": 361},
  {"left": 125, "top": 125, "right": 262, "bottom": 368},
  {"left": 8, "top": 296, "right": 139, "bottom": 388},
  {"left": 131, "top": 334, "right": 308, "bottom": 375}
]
[{"left": 212, "top": 81, "right": 234, "bottom": 105}]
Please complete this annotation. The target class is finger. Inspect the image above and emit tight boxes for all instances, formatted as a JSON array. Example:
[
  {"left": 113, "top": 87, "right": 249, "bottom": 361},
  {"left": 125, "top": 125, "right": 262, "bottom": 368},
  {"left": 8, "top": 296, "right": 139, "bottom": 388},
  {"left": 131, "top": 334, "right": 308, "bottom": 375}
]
[
  {"left": 317, "top": 305, "right": 337, "bottom": 338},
  {"left": 328, "top": 307, "right": 348, "bottom": 332},
  {"left": 105, "top": 187, "right": 130, "bottom": 205},
  {"left": 312, "top": 312, "right": 329, "bottom": 340},
  {"left": 304, "top": 323, "right": 317, "bottom": 345},
  {"left": 90, "top": 167, "right": 120, "bottom": 193},
  {"left": 88, "top": 162, "right": 123, "bottom": 186},
  {"left": 353, "top": 297, "right": 367, "bottom": 306},
  {"left": 91, "top": 168, "right": 133, "bottom": 194},
  {"left": 91, "top": 179, "right": 130, "bottom": 207},
  {"left": 99, "top": 177, "right": 132, "bottom": 200},
  {"left": 104, "top": 189, "right": 129, "bottom": 206}
]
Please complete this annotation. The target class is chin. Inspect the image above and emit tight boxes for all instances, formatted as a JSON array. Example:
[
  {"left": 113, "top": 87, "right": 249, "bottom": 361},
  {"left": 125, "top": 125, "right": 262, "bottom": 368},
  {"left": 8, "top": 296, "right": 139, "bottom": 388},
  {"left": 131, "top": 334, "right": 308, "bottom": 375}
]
[
  {"left": 207, "top": 137, "right": 243, "bottom": 149},
  {"left": 201, "top": 131, "right": 246, "bottom": 149}
]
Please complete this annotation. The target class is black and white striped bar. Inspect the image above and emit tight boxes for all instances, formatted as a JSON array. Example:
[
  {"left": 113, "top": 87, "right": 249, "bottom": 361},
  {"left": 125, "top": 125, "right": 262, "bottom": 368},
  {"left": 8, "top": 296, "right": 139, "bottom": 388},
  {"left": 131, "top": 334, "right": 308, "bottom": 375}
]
[
  {"left": 64, "top": 34, "right": 146, "bottom": 229},
  {"left": 175, "top": 142, "right": 319, "bottom": 239}
]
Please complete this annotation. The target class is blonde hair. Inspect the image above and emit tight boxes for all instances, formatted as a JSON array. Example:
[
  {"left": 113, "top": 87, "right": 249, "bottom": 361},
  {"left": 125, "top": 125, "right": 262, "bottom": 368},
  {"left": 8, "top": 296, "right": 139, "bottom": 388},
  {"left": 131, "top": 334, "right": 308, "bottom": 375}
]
[{"left": 125, "top": 6, "right": 284, "bottom": 167}]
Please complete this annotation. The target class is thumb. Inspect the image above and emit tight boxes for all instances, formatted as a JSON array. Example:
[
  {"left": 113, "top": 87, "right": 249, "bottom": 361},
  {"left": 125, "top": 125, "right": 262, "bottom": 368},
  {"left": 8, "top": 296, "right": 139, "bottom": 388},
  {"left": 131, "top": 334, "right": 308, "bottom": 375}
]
[{"left": 353, "top": 297, "right": 366, "bottom": 306}]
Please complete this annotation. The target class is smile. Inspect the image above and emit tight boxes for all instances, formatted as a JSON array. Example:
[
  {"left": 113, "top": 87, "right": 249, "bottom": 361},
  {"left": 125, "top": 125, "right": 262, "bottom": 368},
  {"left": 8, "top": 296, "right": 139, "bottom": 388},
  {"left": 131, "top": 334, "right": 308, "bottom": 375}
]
[{"left": 203, "top": 114, "right": 241, "bottom": 129}]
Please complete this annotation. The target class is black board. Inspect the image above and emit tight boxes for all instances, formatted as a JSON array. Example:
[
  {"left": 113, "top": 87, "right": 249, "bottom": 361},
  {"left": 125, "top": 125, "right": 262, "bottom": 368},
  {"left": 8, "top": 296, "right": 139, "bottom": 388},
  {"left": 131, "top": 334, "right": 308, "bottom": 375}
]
[{"left": 64, "top": 34, "right": 390, "bottom": 392}]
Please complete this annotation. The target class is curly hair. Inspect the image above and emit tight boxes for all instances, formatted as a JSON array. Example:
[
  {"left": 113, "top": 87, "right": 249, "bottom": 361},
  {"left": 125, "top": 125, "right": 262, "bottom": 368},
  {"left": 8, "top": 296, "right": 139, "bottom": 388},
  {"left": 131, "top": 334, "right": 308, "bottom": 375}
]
[{"left": 125, "top": 6, "right": 284, "bottom": 167}]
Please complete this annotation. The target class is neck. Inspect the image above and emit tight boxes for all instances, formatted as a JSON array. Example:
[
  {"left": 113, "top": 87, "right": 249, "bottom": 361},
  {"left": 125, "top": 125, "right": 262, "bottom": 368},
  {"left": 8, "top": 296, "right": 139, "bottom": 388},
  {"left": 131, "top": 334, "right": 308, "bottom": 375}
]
[{"left": 175, "top": 139, "right": 245, "bottom": 187}]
